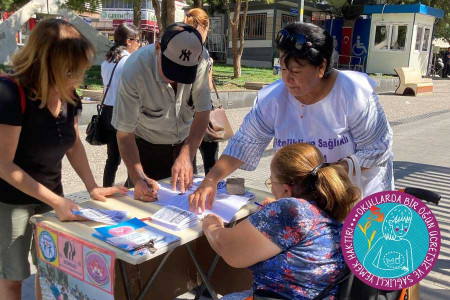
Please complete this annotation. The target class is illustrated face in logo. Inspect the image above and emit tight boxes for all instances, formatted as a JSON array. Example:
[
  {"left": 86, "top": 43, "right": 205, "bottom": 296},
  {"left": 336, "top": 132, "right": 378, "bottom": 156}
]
[
  {"left": 384, "top": 206, "right": 412, "bottom": 239},
  {"left": 179, "top": 49, "right": 192, "bottom": 61}
]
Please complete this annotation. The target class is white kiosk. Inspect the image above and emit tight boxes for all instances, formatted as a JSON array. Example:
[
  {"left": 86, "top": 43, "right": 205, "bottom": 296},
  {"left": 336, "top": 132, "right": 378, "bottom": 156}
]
[{"left": 364, "top": 4, "right": 444, "bottom": 75}]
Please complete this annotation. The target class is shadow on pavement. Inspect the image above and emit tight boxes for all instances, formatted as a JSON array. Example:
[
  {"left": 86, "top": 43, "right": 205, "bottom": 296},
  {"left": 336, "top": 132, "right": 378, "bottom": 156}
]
[{"left": 394, "top": 161, "right": 450, "bottom": 298}]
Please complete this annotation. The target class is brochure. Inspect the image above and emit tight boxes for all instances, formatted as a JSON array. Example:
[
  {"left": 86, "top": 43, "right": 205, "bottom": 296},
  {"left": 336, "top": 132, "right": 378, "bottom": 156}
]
[
  {"left": 151, "top": 206, "right": 198, "bottom": 231},
  {"left": 72, "top": 208, "right": 127, "bottom": 225},
  {"left": 93, "top": 218, "right": 180, "bottom": 255}
]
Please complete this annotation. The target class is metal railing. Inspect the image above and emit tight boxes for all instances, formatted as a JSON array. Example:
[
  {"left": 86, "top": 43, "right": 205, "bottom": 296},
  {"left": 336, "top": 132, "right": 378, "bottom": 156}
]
[
  {"left": 335, "top": 55, "right": 364, "bottom": 72},
  {"left": 206, "top": 33, "right": 226, "bottom": 54}
]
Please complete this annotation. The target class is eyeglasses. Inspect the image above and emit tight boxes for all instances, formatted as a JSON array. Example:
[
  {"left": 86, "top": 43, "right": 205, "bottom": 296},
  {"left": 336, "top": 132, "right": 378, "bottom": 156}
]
[
  {"left": 276, "top": 29, "right": 313, "bottom": 51},
  {"left": 130, "top": 38, "right": 140, "bottom": 43},
  {"left": 265, "top": 178, "right": 284, "bottom": 189}
]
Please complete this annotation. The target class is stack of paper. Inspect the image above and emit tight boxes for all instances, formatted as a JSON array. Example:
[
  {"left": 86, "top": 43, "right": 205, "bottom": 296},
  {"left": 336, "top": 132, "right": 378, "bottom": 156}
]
[
  {"left": 151, "top": 206, "right": 198, "bottom": 231},
  {"left": 93, "top": 218, "right": 180, "bottom": 255},
  {"left": 72, "top": 207, "right": 127, "bottom": 225}
]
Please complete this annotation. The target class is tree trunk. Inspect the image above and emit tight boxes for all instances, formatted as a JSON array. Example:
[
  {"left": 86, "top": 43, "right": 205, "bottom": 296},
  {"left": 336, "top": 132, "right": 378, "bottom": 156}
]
[
  {"left": 152, "top": 0, "right": 162, "bottom": 37},
  {"left": 226, "top": 0, "right": 243, "bottom": 78},
  {"left": 166, "top": 0, "right": 175, "bottom": 26},
  {"left": 193, "top": 0, "right": 203, "bottom": 8},
  {"left": 161, "top": 0, "right": 175, "bottom": 35},
  {"left": 237, "top": 0, "right": 249, "bottom": 78},
  {"left": 133, "top": 0, "right": 141, "bottom": 33}
]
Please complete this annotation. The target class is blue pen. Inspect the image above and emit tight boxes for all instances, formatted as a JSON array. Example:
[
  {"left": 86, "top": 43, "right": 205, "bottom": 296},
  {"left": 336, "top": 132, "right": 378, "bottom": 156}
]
[{"left": 254, "top": 202, "right": 264, "bottom": 208}]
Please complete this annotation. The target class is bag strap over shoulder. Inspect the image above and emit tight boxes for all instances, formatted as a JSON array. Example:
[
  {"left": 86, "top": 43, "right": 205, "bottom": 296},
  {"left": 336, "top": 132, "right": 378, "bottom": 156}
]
[
  {"left": 0, "top": 75, "right": 26, "bottom": 114},
  {"left": 341, "top": 154, "right": 363, "bottom": 194},
  {"left": 211, "top": 78, "right": 222, "bottom": 106},
  {"left": 98, "top": 56, "right": 123, "bottom": 115}
]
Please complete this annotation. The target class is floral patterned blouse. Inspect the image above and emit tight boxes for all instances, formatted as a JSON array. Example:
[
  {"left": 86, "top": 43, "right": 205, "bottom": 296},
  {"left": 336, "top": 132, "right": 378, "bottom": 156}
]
[{"left": 248, "top": 197, "right": 346, "bottom": 299}]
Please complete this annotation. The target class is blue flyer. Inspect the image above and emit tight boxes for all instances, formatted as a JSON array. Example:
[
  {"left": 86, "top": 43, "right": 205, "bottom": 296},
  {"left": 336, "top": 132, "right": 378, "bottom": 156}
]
[{"left": 93, "top": 218, "right": 180, "bottom": 255}]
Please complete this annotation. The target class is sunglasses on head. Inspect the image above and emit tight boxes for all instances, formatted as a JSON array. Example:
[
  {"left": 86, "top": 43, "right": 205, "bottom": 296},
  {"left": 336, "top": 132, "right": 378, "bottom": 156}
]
[{"left": 276, "top": 29, "right": 313, "bottom": 51}]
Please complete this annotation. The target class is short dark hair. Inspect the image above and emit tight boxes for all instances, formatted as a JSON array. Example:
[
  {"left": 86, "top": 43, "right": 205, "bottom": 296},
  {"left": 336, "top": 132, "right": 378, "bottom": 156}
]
[{"left": 276, "top": 22, "right": 334, "bottom": 77}]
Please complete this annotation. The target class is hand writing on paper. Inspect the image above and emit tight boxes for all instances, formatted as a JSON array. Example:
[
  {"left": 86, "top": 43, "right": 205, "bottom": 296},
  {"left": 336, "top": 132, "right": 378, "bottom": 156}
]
[
  {"left": 189, "top": 178, "right": 217, "bottom": 214},
  {"left": 258, "top": 197, "right": 276, "bottom": 210},
  {"left": 134, "top": 173, "right": 159, "bottom": 202}
]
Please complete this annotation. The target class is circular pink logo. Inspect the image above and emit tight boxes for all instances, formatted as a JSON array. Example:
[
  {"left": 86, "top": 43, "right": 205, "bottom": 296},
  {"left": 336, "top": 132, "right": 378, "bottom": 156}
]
[
  {"left": 107, "top": 225, "right": 134, "bottom": 236},
  {"left": 342, "top": 191, "right": 441, "bottom": 290},
  {"left": 85, "top": 252, "right": 109, "bottom": 286}
]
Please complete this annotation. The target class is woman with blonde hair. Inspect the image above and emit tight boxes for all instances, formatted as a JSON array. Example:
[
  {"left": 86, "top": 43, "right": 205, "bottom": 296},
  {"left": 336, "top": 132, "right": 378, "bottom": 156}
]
[
  {"left": 184, "top": 8, "right": 219, "bottom": 175},
  {"left": 0, "top": 19, "right": 126, "bottom": 299},
  {"left": 202, "top": 143, "right": 360, "bottom": 300}
]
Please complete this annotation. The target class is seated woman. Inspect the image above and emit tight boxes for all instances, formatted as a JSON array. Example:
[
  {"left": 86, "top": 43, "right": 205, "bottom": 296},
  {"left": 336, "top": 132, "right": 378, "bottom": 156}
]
[{"left": 202, "top": 143, "right": 360, "bottom": 300}]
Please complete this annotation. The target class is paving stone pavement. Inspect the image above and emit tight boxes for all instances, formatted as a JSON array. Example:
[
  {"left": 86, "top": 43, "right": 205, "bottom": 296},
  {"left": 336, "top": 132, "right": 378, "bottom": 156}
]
[{"left": 22, "top": 79, "right": 450, "bottom": 299}]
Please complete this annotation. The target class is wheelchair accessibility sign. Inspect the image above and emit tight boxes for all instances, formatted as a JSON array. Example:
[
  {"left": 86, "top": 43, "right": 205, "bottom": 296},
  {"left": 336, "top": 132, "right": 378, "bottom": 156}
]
[{"left": 342, "top": 191, "right": 441, "bottom": 290}]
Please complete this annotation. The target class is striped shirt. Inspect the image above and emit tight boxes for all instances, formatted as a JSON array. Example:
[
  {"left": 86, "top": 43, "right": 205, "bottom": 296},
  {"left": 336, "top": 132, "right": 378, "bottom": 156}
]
[{"left": 223, "top": 71, "right": 394, "bottom": 197}]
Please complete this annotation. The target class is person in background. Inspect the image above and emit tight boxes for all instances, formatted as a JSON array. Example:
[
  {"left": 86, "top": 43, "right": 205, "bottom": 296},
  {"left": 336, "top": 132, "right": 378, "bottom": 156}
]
[
  {"left": 100, "top": 23, "right": 140, "bottom": 187},
  {"left": 184, "top": 8, "right": 218, "bottom": 175},
  {"left": 0, "top": 19, "right": 127, "bottom": 300},
  {"left": 443, "top": 47, "right": 450, "bottom": 78},
  {"left": 203, "top": 143, "right": 360, "bottom": 299},
  {"left": 189, "top": 22, "right": 393, "bottom": 213}
]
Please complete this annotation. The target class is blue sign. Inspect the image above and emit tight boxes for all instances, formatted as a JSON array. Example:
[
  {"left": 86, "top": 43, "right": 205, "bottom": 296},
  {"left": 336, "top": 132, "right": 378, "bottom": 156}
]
[
  {"left": 352, "top": 18, "right": 371, "bottom": 67},
  {"left": 290, "top": 8, "right": 299, "bottom": 16},
  {"left": 39, "top": 231, "right": 57, "bottom": 262}
]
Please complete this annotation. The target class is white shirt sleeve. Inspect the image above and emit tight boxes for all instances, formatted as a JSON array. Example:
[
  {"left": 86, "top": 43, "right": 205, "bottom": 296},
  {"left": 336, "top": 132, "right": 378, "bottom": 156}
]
[
  {"left": 222, "top": 96, "right": 275, "bottom": 170},
  {"left": 348, "top": 92, "right": 393, "bottom": 169}
]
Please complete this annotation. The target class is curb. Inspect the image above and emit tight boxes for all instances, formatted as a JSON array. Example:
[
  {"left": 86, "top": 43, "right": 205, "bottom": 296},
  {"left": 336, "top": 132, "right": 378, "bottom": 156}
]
[{"left": 78, "top": 77, "right": 400, "bottom": 126}]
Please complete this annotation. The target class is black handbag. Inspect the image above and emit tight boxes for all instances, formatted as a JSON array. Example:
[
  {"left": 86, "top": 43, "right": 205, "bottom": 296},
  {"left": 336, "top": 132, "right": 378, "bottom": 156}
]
[
  {"left": 313, "top": 267, "right": 402, "bottom": 300},
  {"left": 85, "top": 57, "right": 122, "bottom": 145}
]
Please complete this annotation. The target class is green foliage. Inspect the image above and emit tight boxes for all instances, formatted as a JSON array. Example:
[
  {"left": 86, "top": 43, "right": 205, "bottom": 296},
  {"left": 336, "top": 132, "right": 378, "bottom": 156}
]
[
  {"left": 0, "top": 0, "right": 28, "bottom": 11},
  {"left": 0, "top": 0, "right": 103, "bottom": 13},
  {"left": 81, "top": 64, "right": 280, "bottom": 90},
  {"left": 212, "top": 63, "right": 280, "bottom": 89}
]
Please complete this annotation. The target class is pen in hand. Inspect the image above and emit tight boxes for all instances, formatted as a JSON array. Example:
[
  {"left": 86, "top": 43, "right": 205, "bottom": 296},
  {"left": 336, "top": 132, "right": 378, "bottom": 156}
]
[
  {"left": 138, "top": 170, "right": 158, "bottom": 200},
  {"left": 254, "top": 202, "right": 265, "bottom": 208}
]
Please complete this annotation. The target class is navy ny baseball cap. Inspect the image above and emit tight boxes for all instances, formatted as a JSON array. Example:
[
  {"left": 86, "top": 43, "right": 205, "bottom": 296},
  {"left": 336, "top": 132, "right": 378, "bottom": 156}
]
[{"left": 160, "top": 23, "right": 203, "bottom": 84}]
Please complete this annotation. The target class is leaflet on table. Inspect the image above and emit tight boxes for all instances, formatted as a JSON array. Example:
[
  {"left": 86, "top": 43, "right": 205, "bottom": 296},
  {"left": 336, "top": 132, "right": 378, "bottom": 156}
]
[
  {"left": 156, "top": 183, "right": 251, "bottom": 223},
  {"left": 71, "top": 207, "right": 127, "bottom": 225},
  {"left": 151, "top": 205, "right": 198, "bottom": 231},
  {"left": 125, "top": 176, "right": 228, "bottom": 199},
  {"left": 93, "top": 218, "right": 180, "bottom": 255}
]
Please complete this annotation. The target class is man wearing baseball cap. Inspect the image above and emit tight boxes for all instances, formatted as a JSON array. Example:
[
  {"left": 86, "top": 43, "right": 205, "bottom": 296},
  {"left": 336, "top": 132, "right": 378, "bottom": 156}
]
[{"left": 112, "top": 23, "right": 211, "bottom": 202}]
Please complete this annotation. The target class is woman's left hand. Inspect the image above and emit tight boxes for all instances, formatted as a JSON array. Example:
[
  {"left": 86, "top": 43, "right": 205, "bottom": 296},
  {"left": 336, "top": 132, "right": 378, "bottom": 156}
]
[
  {"left": 202, "top": 213, "right": 224, "bottom": 231},
  {"left": 89, "top": 186, "right": 129, "bottom": 202}
]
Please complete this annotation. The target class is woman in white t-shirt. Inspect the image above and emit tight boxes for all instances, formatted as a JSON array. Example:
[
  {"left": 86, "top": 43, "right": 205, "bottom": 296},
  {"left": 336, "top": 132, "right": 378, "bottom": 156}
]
[
  {"left": 100, "top": 23, "right": 139, "bottom": 187},
  {"left": 189, "top": 22, "right": 394, "bottom": 213}
]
